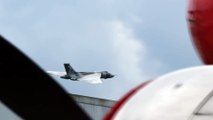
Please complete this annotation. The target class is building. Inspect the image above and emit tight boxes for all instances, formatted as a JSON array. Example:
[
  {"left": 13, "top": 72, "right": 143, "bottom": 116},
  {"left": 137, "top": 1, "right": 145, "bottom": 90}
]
[{"left": 71, "top": 94, "right": 116, "bottom": 120}]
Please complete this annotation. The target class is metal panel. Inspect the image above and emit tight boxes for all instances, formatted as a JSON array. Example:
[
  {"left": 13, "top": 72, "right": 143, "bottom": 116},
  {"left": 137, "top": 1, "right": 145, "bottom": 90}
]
[
  {"left": 199, "top": 95, "right": 213, "bottom": 114},
  {"left": 71, "top": 94, "right": 115, "bottom": 120},
  {"left": 191, "top": 91, "right": 213, "bottom": 120},
  {"left": 0, "top": 101, "right": 22, "bottom": 120},
  {"left": 192, "top": 116, "right": 213, "bottom": 120}
]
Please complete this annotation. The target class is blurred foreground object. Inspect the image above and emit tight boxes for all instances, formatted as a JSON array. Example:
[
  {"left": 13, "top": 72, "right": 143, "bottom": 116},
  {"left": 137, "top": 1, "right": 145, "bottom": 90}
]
[
  {"left": 104, "top": 0, "right": 213, "bottom": 119},
  {"left": 188, "top": 0, "right": 213, "bottom": 64},
  {"left": 104, "top": 66, "right": 213, "bottom": 120},
  {"left": 0, "top": 35, "right": 91, "bottom": 120}
]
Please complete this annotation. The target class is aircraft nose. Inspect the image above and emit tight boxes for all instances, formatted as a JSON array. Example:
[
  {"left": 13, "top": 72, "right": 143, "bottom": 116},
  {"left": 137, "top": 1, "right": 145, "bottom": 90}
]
[
  {"left": 101, "top": 72, "right": 115, "bottom": 79},
  {"left": 109, "top": 74, "right": 115, "bottom": 78}
]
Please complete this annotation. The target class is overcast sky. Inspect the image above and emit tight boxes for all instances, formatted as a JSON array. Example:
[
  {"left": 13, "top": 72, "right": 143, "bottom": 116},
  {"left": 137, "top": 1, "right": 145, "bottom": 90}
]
[{"left": 0, "top": 0, "right": 201, "bottom": 102}]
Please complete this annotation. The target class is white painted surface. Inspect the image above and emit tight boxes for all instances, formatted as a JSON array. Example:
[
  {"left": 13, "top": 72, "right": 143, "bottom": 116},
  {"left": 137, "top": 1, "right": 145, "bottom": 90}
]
[
  {"left": 46, "top": 71, "right": 66, "bottom": 76},
  {"left": 78, "top": 73, "right": 102, "bottom": 84},
  {"left": 114, "top": 66, "right": 213, "bottom": 120}
]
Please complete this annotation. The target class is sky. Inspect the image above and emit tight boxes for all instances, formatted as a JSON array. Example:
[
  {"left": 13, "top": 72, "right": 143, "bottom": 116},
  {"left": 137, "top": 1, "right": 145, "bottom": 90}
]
[{"left": 0, "top": 0, "right": 202, "bottom": 101}]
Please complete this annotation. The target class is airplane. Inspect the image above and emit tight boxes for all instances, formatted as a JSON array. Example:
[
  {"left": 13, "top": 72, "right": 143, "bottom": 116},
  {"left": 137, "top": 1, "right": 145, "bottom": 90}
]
[
  {"left": 47, "top": 63, "right": 115, "bottom": 84},
  {"left": 1, "top": 0, "right": 213, "bottom": 119}
]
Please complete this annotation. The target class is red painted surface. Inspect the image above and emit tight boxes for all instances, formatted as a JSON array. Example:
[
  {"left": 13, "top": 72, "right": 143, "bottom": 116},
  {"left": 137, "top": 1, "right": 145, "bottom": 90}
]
[
  {"left": 103, "top": 80, "right": 152, "bottom": 120},
  {"left": 188, "top": 0, "right": 213, "bottom": 64}
]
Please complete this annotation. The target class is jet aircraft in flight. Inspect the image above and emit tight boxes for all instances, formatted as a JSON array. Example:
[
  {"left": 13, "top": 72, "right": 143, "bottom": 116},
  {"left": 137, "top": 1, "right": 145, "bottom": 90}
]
[{"left": 47, "top": 63, "right": 115, "bottom": 84}]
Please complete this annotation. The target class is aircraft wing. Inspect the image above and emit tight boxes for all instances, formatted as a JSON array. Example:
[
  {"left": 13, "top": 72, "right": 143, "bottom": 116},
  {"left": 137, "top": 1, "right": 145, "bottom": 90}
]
[
  {"left": 47, "top": 71, "right": 66, "bottom": 77},
  {"left": 78, "top": 73, "right": 102, "bottom": 84}
]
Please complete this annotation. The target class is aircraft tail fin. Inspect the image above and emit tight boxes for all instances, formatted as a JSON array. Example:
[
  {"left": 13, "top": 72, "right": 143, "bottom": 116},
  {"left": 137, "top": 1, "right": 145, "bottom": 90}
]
[{"left": 64, "top": 63, "right": 77, "bottom": 75}]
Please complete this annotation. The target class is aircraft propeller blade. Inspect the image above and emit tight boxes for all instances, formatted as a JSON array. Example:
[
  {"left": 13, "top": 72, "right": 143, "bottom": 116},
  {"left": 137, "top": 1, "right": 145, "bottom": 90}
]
[{"left": 0, "top": 35, "right": 91, "bottom": 120}]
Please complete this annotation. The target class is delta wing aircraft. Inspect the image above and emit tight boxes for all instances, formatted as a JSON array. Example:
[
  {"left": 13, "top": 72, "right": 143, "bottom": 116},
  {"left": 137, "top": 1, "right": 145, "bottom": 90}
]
[{"left": 47, "top": 63, "right": 115, "bottom": 84}]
